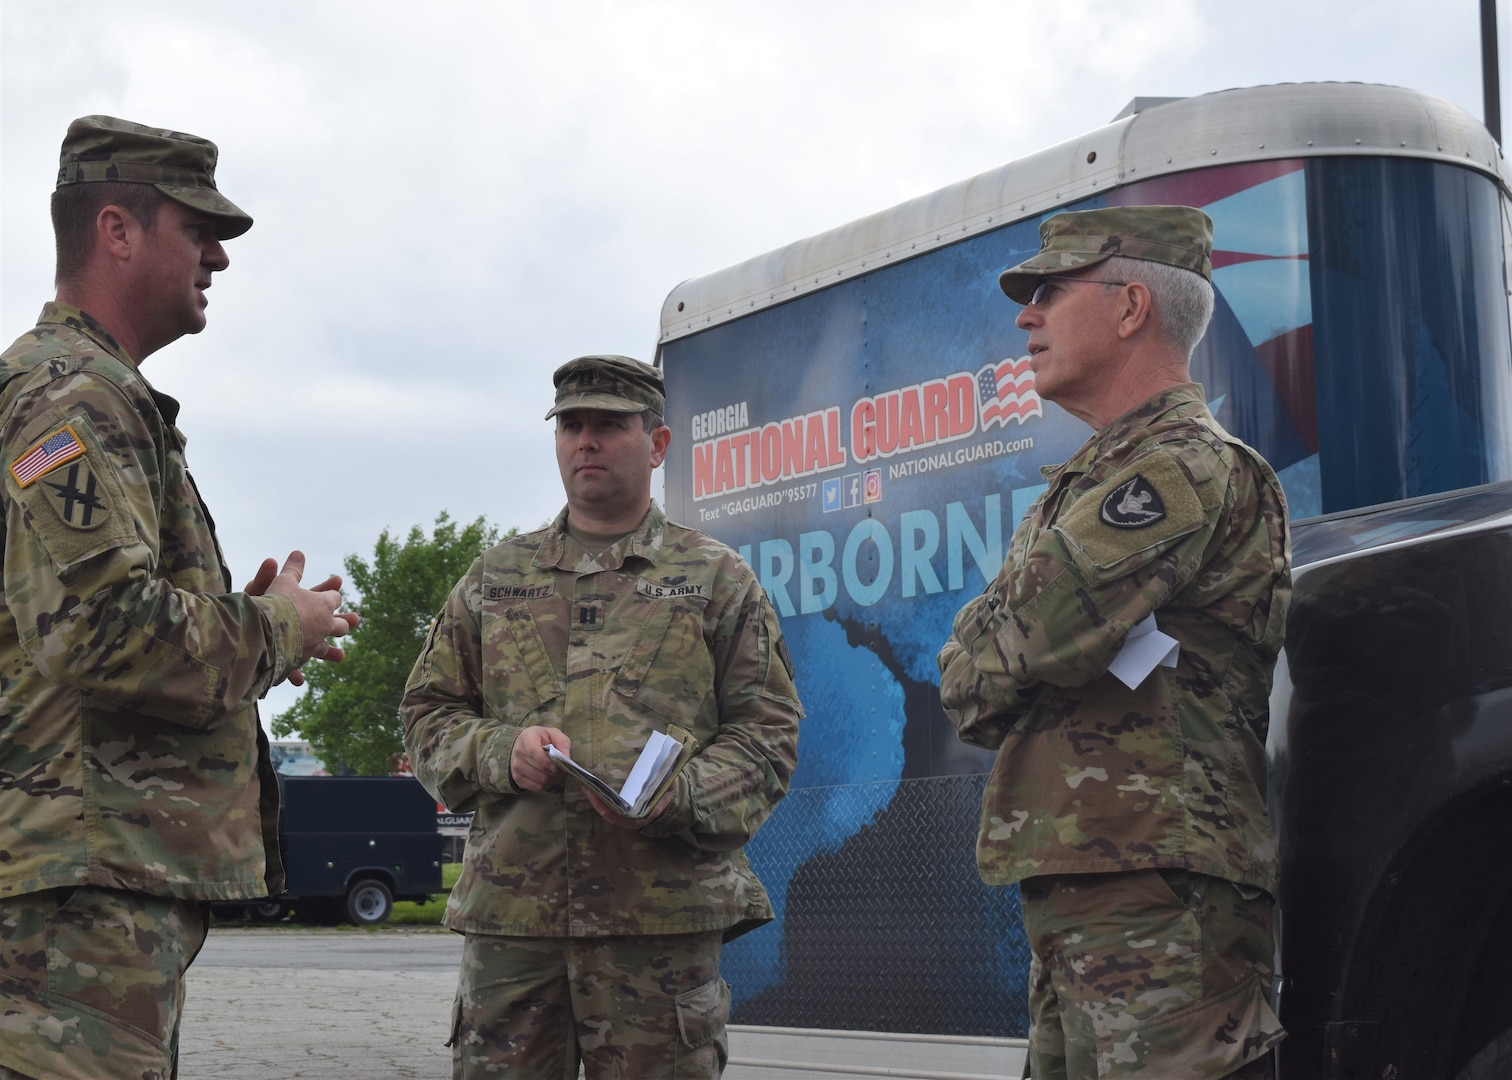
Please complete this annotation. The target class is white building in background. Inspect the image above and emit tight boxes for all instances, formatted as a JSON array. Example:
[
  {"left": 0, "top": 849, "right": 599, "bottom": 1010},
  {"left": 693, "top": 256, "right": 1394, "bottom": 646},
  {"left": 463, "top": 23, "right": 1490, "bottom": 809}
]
[{"left": 269, "top": 740, "right": 328, "bottom": 777}]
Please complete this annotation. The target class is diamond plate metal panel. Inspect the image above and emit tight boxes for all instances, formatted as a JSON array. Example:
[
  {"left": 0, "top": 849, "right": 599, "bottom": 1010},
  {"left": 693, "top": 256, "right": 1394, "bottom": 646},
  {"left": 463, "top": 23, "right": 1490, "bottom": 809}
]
[{"left": 728, "top": 774, "right": 1029, "bottom": 1037}]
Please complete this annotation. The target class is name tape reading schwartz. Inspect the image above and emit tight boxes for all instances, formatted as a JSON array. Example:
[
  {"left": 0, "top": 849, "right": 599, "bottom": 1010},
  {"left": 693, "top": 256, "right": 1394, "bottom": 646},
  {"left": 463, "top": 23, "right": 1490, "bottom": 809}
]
[{"left": 484, "top": 584, "right": 556, "bottom": 601}]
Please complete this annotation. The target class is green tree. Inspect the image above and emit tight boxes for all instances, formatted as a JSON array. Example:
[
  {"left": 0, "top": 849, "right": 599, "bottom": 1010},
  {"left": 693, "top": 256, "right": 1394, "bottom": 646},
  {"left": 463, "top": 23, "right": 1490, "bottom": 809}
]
[{"left": 272, "top": 513, "right": 506, "bottom": 775}]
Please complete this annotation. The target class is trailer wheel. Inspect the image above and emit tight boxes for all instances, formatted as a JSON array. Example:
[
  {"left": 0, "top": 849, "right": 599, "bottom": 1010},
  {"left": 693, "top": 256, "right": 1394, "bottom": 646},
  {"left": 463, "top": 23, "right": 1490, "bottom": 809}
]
[
  {"left": 247, "top": 900, "right": 289, "bottom": 923},
  {"left": 345, "top": 878, "right": 393, "bottom": 925}
]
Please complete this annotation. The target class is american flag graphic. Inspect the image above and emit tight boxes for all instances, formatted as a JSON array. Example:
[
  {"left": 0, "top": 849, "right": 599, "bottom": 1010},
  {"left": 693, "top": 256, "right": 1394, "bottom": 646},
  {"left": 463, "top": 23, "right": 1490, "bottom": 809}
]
[
  {"left": 11, "top": 425, "right": 86, "bottom": 487},
  {"left": 976, "top": 357, "right": 1043, "bottom": 431}
]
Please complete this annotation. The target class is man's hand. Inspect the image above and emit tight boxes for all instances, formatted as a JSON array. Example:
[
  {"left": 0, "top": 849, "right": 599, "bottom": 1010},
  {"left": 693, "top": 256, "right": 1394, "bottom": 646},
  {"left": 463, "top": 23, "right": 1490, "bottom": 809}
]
[
  {"left": 510, "top": 725, "right": 572, "bottom": 792},
  {"left": 584, "top": 786, "right": 675, "bottom": 831},
  {"left": 246, "top": 551, "right": 360, "bottom": 687}
]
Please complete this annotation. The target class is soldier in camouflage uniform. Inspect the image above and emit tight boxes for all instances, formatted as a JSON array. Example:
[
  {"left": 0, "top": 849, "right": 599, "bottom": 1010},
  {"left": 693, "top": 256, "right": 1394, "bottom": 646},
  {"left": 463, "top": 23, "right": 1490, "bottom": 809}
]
[
  {"left": 937, "top": 206, "right": 1292, "bottom": 1079},
  {"left": 401, "top": 354, "right": 802, "bottom": 1080},
  {"left": 0, "top": 116, "right": 357, "bottom": 1080}
]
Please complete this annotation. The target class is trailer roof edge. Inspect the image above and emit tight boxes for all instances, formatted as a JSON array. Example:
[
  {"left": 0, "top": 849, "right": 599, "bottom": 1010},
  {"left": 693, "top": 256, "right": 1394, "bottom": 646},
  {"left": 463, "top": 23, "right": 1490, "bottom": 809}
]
[{"left": 658, "top": 82, "right": 1508, "bottom": 346}]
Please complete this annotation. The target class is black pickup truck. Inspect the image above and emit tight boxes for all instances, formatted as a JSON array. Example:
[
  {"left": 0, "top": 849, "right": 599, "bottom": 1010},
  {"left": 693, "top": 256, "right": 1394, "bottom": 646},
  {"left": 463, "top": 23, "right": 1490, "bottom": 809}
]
[
  {"left": 1272, "top": 481, "right": 1512, "bottom": 1080},
  {"left": 220, "top": 775, "right": 443, "bottom": 926}
]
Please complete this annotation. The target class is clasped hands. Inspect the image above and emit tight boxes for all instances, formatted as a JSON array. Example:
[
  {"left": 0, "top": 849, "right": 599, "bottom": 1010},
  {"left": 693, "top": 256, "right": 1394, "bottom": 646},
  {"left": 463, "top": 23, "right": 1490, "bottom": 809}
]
[{"left": 244, "top": 550, "right": 360, "bottom": 687}]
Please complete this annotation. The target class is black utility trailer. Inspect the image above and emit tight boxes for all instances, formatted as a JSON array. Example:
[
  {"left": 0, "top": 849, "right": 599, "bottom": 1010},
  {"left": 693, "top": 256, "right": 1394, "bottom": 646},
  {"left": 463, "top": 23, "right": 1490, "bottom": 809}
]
[{"left": 223, "top": 775, "right": 443, "bottom": 925}]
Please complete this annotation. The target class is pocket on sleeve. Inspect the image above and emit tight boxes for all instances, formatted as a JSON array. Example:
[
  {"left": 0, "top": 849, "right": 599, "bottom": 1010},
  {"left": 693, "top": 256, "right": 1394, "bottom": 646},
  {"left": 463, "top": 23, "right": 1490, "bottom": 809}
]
[
  {"left": 8, "top": 414, "right": 139, "bottom": 572},
  {"left": 1053, "top": 451, "right": 1208, "bottom": 582}
]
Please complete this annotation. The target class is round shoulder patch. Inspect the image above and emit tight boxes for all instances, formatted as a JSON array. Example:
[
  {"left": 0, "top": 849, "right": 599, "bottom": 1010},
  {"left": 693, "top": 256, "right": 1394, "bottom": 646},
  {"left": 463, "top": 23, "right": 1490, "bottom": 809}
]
[{"left": 1099, "top": 474, "right": 1167, "bottom": 529}]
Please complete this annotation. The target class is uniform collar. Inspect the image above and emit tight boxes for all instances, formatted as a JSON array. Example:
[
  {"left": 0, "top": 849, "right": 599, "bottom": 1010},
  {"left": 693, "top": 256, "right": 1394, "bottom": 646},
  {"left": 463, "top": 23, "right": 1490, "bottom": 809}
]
[
  {"left": 1045, "top": 383, "right": 1209, "bottom": 484},
  {"left": 36, "top": 301, "right": 182, "bottom": 427},
  {"left": 37, "top": 301, "right": 134, "bottom": 367},
  {"left": 533, "top": 501, "right": 667, "bottom": 572}
]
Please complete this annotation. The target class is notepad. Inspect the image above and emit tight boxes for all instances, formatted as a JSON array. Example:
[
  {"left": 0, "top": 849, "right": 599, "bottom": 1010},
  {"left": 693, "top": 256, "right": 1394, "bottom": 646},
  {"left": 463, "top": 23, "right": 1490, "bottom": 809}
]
[{"left": 547, "top": 730, "right": 686, "bottom": 817}]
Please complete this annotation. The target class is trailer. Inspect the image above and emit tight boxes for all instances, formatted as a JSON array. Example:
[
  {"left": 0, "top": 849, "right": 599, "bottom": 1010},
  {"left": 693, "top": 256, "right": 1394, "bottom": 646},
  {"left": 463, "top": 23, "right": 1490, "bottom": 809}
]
[{"left": 656, "top": 82, "right": 1512, "bottom": 1078}]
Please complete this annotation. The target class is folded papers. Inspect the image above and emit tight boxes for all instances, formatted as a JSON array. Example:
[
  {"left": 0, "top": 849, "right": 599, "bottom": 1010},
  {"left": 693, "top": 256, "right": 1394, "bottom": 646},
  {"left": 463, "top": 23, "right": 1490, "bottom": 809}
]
[
  {"left": 1107, "top": 613, "right": 1180, "bottom": 690},
  {"left": 547, "top": 729, "right": 688, "bottom": 818}
]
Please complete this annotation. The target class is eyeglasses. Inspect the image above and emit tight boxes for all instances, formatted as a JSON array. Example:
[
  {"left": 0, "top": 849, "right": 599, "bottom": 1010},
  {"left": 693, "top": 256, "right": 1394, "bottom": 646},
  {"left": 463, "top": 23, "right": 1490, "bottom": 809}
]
[{"left": 1028, "top": 276, "right": 1130, "bottom": 306}]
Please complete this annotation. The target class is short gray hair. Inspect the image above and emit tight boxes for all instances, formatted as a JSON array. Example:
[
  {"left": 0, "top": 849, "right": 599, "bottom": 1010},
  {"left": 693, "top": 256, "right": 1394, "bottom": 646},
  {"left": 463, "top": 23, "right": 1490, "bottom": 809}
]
[{"left": 1099, "top": 255, "right": 1214, "bottom": 356}]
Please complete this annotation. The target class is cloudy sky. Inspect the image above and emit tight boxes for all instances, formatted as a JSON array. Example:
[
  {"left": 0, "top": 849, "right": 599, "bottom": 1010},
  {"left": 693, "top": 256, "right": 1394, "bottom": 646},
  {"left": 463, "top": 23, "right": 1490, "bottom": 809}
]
[{"left": 2, "top": 0, "right": 1506, "bottom": 725}]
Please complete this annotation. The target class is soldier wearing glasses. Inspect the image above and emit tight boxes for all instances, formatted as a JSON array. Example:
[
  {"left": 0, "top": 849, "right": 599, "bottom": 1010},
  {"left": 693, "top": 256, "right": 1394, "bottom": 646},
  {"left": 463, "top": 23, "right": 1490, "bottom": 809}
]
[{"left": 938, "top": 206, "right": 1292, "bottom": 1079}]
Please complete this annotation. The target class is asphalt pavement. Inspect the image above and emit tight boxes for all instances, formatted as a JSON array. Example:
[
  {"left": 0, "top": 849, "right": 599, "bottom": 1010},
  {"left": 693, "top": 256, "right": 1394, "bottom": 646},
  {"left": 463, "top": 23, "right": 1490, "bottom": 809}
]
[
  {"left": 178, "top": 926, "right": 1025, "bottom": 1079},
  {"left": 179, "top": 926, "right": 462, "bottom": 1079}
]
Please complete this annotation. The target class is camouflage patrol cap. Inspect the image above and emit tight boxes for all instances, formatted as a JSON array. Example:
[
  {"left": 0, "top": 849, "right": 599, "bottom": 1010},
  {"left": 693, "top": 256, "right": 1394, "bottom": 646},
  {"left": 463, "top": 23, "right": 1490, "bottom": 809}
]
[
  {"left": 55, "top": 115, "right": 252, "bottom": 240},
  {"left": 998, "top": 205, "right": 1212, "bottom": 304},
  {"left": 546, "top": 355, "right": 665, "bottom": 420}
]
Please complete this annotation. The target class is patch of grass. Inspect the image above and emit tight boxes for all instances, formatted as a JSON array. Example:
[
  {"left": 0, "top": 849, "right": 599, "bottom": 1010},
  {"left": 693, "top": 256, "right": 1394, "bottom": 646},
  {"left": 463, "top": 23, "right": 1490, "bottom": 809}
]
[
  {"left": 389, "top": 895, "right": 447, "bottom": 924},
  {"left": 212, "top": 863, "right": 464, "bottom": 928},
  {"left": 389, "top": 861, "right": 462, "bottom": 925}
]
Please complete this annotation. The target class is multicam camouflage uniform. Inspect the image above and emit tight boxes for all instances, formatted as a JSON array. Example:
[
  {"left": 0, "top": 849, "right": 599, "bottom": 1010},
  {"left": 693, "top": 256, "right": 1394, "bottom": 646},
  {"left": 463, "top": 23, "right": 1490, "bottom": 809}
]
[
  {"left": 938, "top": 384, "right": 1290, "bottom": 1078},
  {"left": 0, "top": 304, "right": 297, "bottom": 1079},
  {"left": 0, "top": 888, "right": 207, "bottom": 1080},
  {"left": 1019, "top": 870, "right": 1280, "bottom": 1080},
  {"left": 401, "top": 502, "right": 801, "bottom": 1075}
]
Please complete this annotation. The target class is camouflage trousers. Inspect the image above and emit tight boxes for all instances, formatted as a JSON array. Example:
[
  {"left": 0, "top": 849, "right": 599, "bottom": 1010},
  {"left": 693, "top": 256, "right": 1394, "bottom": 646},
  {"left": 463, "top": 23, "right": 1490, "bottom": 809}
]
[
  {"left": 451, "top": 930, "right": 729, "bottom": 1079},
  {"left": 0, "top": 887, "right": 208, "bottom": 1080},
  {"left": 1019, "top": 870, "right": 1285, "bottom": 1080}
]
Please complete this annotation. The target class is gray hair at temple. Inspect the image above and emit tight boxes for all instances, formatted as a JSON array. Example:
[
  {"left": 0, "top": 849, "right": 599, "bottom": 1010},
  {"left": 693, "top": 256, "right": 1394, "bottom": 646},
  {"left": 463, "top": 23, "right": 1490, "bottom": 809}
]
[{"left": 1099, "top": 254, "right": 1215, "bottom": 357}]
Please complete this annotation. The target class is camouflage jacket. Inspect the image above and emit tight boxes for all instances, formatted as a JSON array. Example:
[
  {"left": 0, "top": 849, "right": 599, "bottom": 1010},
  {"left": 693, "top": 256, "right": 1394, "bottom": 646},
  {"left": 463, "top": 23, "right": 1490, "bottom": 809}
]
[
  {"left": 401, "top": 503, "right": 802, "bottom": 939},
  {"left": 0, "top": 304, "right": 298, "bottom": 901},
  {"left": 937, "top": 384, "right": 1290, "bottom": 892}
]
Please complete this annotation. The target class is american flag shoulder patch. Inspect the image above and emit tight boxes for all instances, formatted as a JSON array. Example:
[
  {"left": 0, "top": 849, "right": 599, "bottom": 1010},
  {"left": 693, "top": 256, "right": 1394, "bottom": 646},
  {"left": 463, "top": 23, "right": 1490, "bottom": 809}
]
[{"left": 10, "top": 424, "right": 88, "bottom": 488}]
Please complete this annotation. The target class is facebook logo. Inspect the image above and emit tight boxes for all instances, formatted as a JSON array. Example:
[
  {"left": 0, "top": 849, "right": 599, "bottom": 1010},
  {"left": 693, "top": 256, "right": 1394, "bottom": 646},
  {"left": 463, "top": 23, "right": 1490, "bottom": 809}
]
[{"left": 843, "top": 473, "right": 863, "bottom": 509}]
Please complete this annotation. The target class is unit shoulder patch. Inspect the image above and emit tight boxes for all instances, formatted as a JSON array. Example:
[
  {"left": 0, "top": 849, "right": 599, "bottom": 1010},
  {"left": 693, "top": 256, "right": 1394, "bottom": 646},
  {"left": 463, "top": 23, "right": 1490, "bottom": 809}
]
[
  {"left": 1054, "top": 451, "right": 1207, "bottom": 572},
  {"left": 1100, "top": 473, "right": 1167, "bottom": 529},
  {"left": 10, "top": 414, "right": 135, "bottom": 568},
  {"left": 10, "top": 424, "right": 86, "bottom": 488},
  {"left": 40, "top": 460, "right": 110, "bottom": 530}
]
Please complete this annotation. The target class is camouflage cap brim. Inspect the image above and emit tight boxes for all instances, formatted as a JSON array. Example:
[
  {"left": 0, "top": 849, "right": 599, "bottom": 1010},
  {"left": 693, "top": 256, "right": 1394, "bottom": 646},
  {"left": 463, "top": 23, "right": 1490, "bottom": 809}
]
[
  {"left": 545, "top": 392, "right": 652, "bottom": 420},
  {"left": 56, "top": 115, "right": 252, "bottom": 240},
  {"left": 998, "top": 250, "right": 1115, "bottom": 304},
  {"left": 547, "top": 354, "right": 665, "bottom": 420},
  {"left": 157, "top": 185, "right": 253, "bottom": 240}
]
